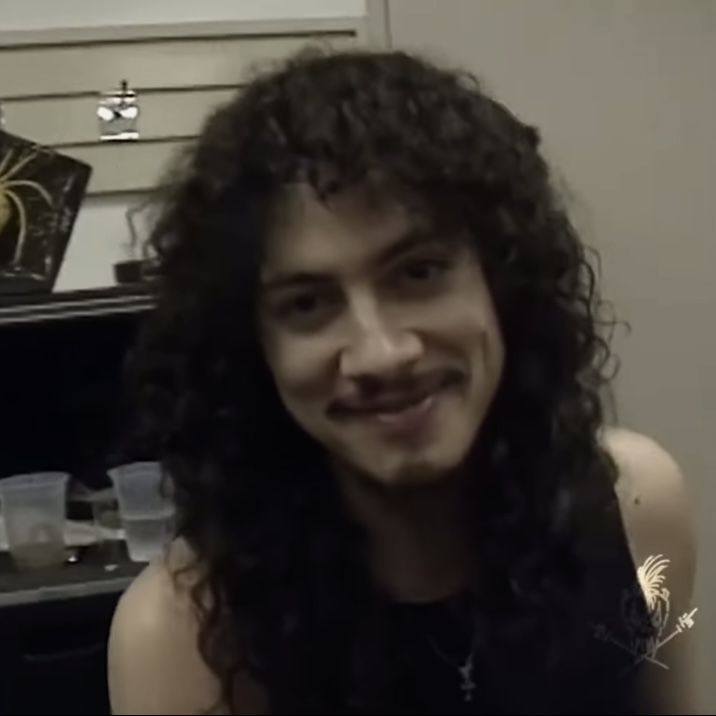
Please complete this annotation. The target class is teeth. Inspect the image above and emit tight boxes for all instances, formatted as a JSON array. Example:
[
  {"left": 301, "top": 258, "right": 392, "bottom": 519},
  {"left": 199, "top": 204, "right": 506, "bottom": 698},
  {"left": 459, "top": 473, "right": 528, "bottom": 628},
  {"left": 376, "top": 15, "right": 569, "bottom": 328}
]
[
  {"left": 375, "top": 395, "right": 426, "bottom": 414},
  {"left": 376, "top": 394, "right": 433, "bottom": 423}
]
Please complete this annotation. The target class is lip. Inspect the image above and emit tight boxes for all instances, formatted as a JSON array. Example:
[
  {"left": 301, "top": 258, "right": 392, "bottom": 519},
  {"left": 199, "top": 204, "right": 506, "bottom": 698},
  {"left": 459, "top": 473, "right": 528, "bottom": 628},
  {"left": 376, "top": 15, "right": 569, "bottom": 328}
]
[
  {"left": 336, "top": 386, "right": 448, "bottom": 442},
  {"left": 374, "top": 392, "right": 434, "bottom": 421},
  {"left": 331, "top": 371, "right": 459, "bottom": 418},
  {"left": 371, "top": 391, "right": 440, "bottom": 437}
]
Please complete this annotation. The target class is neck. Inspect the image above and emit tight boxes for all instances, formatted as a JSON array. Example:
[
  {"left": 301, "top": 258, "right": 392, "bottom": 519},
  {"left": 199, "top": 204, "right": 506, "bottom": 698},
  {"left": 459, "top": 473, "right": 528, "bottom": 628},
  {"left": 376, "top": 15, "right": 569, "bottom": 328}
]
[{"left": 335, "top": 466, "right": 472, "bottom": 604}]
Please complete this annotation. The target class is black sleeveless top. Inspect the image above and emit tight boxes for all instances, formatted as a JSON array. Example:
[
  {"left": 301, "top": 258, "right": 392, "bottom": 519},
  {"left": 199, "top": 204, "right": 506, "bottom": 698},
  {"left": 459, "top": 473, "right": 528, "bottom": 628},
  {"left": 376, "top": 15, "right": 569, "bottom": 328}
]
[
  {"left": 267, "top": 473, "right": 655, "bottom": 714},
  {"left": 374, "top": 484, "right": 654, "bottom": 715}
]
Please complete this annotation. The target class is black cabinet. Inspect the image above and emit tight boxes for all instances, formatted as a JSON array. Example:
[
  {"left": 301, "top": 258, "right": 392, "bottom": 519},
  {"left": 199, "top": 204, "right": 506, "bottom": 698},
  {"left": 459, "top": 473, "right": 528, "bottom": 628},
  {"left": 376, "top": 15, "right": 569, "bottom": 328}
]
[
  {"left": 0, "top": 591, "right": 122, "bottom": 715},
  {"left": 0, "top": 288, "right": 152, "bottom": 714},
  {"left": 0, "top": 288, "right": 152, "bottom": 486}
]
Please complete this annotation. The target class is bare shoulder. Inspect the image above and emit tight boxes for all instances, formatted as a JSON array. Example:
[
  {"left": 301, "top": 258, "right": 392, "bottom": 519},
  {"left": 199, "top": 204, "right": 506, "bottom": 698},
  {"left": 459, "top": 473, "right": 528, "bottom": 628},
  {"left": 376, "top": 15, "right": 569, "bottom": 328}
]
[
  {"left": 600, "top": 426, "right": 699, "bottom": 713},
  {"left": 600, "top": 426, "right": 697, "bottom": 597},
  {"left": 108, "top": 538, "right": 224, "bottom": 714}
]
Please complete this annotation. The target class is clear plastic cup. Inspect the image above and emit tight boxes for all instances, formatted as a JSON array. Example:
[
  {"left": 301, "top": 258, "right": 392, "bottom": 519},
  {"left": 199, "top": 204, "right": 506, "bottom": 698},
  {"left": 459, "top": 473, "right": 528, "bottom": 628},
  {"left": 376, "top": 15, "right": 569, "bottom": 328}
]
[
  {"left": 0, "top": 472, "right": 69, "bottom": 570},
  {"left": 108, "top": 462, "right": 175, "bottom": 563}
]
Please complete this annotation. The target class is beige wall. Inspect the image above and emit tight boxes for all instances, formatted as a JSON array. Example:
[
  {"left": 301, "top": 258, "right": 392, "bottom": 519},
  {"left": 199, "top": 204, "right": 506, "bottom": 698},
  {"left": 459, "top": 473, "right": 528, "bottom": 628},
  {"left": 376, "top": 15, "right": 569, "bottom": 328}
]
[{"left": 386, "top": 0, "right": 715, "bottom": 710}]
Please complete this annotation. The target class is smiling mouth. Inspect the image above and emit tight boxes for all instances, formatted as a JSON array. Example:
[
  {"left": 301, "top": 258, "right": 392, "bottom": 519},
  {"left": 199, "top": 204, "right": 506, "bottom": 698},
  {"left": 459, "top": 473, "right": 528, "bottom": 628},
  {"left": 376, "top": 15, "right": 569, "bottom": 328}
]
[
  {"left": 328, "top": 371, "right": 463, "bottom": 421},
  {"left": 372, "top": 392, "right": 437, "bottom": 424}
]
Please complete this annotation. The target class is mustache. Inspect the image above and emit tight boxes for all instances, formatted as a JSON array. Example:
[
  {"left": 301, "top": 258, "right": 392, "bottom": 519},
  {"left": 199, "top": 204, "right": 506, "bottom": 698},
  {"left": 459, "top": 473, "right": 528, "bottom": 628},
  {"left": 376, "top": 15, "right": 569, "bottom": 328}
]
[{"left": 328, "top": 369, "right": 464, "bottom": 416}]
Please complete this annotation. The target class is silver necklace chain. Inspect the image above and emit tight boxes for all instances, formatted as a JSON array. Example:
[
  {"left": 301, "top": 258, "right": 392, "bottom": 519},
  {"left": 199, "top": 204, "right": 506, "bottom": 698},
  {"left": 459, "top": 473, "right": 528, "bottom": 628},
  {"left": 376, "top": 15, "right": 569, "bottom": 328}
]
[{"left": 426, "top": 627, "right": 478, "bottom": 703}]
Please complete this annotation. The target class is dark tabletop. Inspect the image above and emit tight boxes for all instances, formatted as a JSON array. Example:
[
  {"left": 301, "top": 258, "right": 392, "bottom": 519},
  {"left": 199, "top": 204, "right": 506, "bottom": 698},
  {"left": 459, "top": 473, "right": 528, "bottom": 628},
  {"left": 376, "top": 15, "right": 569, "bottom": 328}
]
[{"left": 0, "top": 542, "right": 144, "bottom": 606}]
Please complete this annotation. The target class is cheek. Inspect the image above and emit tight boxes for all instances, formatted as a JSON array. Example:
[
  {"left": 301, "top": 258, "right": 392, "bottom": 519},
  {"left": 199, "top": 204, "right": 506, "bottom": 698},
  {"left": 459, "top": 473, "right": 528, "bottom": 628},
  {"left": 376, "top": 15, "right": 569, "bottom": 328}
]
[
  {"left": 459, "top": 268, "right": 504, "bottom": 366},
  {"left": 436, "top": 288, "right": 503, "bottom": 359},
  {"left": 263, "top": 332, "right": 332, "bottom": 403},
  {"left": 427, "top": 259, "right": 502, "bottom": 352},
  {"left": 476, "top": 305, "right": 505, "bottom": 386},
  {"left": 479, "top": 298, "right": 505, "bottom": 368}
]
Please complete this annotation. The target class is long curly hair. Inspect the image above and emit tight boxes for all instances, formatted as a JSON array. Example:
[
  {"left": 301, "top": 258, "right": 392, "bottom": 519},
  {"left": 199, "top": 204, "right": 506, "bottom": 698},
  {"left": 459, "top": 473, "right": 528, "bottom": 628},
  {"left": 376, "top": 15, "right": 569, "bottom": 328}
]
[{"left": 127, "top": 47, "right": 624, "bottom": 713}]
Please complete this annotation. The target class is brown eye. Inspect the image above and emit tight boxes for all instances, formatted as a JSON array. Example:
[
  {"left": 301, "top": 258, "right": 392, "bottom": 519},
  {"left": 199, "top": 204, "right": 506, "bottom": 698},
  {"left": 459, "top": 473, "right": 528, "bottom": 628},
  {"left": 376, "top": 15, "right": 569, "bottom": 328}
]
[
  {"left": 287, "top": 293, "right": 321, "bottom": 316},
  {"left": 399, "top": 258, "right": 450, "bottom": 284},
  {"left": 275, "top": 289, "right": 340, "bottom": 330}
]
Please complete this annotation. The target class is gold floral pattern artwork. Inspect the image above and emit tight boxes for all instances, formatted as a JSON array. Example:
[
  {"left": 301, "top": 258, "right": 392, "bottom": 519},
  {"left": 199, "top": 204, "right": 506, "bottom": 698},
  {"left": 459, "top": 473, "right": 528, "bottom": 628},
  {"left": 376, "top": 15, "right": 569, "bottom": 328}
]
[{"left": 0, "top": 130, "right": 91, "bottom": 295}]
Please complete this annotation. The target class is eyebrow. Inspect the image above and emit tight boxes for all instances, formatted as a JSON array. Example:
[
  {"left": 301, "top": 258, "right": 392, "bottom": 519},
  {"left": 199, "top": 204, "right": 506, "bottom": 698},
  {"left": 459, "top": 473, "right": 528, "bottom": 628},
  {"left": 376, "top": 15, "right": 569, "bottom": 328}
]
[{"left": 260, "top": 227, "right": 440, "bottom": 293}]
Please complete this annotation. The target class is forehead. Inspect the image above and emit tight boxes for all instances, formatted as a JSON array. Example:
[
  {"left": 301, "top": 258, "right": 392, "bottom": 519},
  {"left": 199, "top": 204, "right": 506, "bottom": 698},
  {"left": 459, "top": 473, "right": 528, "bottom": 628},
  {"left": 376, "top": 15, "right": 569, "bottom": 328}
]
[{"left": 261, "top": 183, "right": 422, "bottom": 279}]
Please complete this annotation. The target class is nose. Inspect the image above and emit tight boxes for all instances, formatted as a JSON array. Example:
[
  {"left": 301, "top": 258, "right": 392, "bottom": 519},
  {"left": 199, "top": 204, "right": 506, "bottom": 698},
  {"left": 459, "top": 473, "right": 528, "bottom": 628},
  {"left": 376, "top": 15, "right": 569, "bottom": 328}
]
[{"left": 339, "top": 298, "right": 423, "bottom": 381}]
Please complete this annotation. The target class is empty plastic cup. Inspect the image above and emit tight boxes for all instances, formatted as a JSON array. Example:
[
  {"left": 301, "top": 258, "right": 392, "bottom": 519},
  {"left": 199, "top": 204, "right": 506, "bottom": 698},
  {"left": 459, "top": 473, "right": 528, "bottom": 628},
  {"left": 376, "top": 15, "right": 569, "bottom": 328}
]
[
  {"left": 0, "top": 472, "right": 69, "bottom": 570},
  {"left": 108, "top": 462, "right": 175, "bottom": 563}
]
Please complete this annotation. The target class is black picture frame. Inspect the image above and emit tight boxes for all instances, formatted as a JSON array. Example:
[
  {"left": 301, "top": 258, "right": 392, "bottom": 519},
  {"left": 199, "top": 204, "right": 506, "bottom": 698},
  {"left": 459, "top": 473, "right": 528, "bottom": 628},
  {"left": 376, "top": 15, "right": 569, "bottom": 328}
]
[{"left": 0, "top": 130, "right": 92, "bottom": 296}]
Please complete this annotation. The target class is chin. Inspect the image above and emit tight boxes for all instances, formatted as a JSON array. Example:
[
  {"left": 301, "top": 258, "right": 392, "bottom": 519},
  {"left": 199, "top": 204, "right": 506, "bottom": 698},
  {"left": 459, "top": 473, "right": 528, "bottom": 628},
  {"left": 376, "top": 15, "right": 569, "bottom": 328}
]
[
  {"left": 353, "top": 446, "right": 467, "bottom": 489},
  {"left": 319, "top": 415, "right": 480, "bottom": 489}
]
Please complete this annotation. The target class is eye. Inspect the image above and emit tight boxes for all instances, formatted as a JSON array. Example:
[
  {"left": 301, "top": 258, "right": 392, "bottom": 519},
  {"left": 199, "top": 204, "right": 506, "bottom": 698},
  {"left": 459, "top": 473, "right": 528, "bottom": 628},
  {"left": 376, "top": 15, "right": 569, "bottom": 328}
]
[
  {"left": 285, "top": 293, "right": 321, "bottom": 316},
  {"left": 398, "top": 258, "right": 450, "bottom": 284},
  {"left": 274, "top": 289, "right": 340, "bottom": 330}
]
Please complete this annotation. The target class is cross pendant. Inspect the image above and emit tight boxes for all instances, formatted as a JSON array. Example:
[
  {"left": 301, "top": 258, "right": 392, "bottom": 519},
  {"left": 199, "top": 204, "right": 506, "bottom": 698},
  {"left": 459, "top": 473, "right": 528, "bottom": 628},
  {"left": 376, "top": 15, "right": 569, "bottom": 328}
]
[{"left": 459, "top": 660, "right": 476, "bottom": 702}]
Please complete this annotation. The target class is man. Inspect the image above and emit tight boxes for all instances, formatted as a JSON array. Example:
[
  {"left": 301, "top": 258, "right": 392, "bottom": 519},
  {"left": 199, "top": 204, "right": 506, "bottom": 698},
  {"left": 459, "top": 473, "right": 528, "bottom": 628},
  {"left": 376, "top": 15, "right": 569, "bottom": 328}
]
[{"left": 109, "top": 48, "right": 697, "bottom": 714}]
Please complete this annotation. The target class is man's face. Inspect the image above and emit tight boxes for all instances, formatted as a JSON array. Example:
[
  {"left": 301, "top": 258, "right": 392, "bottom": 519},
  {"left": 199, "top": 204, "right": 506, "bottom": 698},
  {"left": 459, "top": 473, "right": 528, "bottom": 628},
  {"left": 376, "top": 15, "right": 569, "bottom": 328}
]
[{"left": 258, "top": 184, "right": 505, "bottom": 487}]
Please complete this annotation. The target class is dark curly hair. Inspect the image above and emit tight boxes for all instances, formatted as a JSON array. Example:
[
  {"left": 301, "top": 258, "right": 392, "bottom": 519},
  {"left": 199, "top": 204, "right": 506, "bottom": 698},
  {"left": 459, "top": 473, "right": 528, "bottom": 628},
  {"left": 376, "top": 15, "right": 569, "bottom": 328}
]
[{"left": 127, "top": 47, "right": 624, "bottom": 713}]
